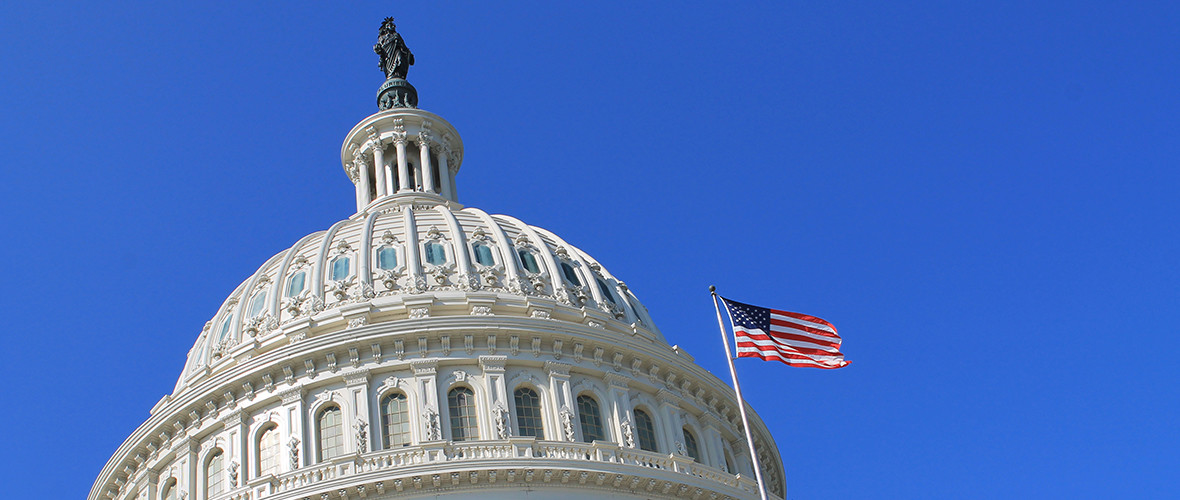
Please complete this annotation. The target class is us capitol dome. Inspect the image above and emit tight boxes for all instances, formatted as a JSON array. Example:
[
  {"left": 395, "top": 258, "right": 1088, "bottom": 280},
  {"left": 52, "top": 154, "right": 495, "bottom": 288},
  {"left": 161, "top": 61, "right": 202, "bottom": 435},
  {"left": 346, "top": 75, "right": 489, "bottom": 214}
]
[{"left": 91, "top": 18, "right": 785, "bottom": 500}]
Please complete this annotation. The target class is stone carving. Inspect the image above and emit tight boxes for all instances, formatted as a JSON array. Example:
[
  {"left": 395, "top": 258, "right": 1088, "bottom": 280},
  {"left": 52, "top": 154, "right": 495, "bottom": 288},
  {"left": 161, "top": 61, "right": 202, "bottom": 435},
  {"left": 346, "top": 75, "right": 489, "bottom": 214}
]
[
  {"left": 559, "top": 406, "right": 575, "bottom": 441},
  {"left": 347, "top": 316, "right": 367, "bottom": 329},
  {"left": 377, "top": 269, "right": 404, "bottom": 291},
  {"left": 676, "top": 440, "right": 686, "bottom": 455},
  {"left": 621, "top": 419, "right": 635, "bottom": 448},
  {"left": 289, "top": 436, "right": 300, "bottom": 469},
  {"left": 353, "top": 282, "right": 375, "bottom": 301},
  {"left": 299, "top": 294, "right": 325, "bottom": 316},
  {"left": 409, "top": 307, "right": 430, "bottom": 319},
  {"left": 493, "top": 403, "right": 510, "bottom": 439},
  {"left": 243, "top": 314, "right": 277, "bottom": 337},
  {"left": 423, "top": 406, "right": 441, "bottom": 440},
  {"left": 326, "top": 277, "right": 355, "bottom": 302},
  {"left": 470, "top": 305, "right": 493, "bottom": 316},
  {"left": 375, "top": 17, "right": 414, "bottom": 80},
  {"left": 354, "top": 418, "right": 368, "bottom": 453},
  {"left": 228, "top": 460, "right": 239, "bottom": 486}
]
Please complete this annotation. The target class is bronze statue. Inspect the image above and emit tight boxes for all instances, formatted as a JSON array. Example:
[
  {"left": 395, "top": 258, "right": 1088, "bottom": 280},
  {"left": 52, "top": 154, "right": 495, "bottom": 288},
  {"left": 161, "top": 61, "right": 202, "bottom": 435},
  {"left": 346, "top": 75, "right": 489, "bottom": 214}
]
[{"left": 374, "top": 17, "right": 414, "bottom": 80}]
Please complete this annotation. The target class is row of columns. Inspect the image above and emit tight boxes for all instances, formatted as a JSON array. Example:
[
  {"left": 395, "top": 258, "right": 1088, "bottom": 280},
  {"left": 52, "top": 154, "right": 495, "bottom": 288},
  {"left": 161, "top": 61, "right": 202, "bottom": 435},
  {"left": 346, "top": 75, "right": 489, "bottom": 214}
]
[{"left": 354, "top": 134, "right": 455, "bottom": 210}]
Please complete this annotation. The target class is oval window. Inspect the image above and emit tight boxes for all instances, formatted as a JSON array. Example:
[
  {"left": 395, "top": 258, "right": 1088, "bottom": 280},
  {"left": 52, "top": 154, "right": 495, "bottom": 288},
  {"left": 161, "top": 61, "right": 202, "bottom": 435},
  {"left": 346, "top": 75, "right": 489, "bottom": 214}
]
[
  {"left": 424, "top": 242, "right": 447, "bottom": 266},
  {"left": 248, "top": 289, "right": 268, "bottom": 317},
  {"left": 331, "top": 256, "right": 351, "bottom": 281},
  {"left": 518, "top": 249, "right": 540, "bottom": 274},
  {"left": 377, "top": 246, "right": 398, "bottom": 270},
  {"left": 472, "top": 242, "right": 495, "bottom": 266},
  {"left": 286, "top": 271, "right": 306, "bottom": 297},
  {"left": 561, "top": 262, "right": 581, "bottom": 286}
]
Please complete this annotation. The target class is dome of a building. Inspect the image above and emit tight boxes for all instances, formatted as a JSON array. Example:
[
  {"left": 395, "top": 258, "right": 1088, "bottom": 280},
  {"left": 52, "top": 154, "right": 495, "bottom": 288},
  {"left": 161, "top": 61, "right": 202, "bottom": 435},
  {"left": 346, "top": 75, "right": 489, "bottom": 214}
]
[{"left": 92, "top": 20, "right": 785, "bottom": 500}]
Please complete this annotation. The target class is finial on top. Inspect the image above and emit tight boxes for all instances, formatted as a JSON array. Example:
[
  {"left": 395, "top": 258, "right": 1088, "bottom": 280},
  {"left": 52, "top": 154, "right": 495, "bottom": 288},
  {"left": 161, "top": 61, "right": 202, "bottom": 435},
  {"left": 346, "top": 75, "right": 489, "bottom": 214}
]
[{"left": 374, "top": 16, "right": 418, "bottom": 110}]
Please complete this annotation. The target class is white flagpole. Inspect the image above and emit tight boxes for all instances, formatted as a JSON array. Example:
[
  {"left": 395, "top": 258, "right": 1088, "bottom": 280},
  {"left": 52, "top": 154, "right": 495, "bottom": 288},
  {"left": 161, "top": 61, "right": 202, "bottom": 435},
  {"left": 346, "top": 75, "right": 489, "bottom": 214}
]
[{"left": 711, "top": 286, "right": 770, "bottom": 500}]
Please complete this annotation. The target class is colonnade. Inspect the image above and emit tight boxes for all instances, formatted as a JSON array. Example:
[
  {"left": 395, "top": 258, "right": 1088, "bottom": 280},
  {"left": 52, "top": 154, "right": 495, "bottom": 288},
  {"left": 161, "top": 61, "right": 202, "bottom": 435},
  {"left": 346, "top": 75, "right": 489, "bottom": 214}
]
[{"left": 354, "top": 133, "right": 456, "bottom": 210}]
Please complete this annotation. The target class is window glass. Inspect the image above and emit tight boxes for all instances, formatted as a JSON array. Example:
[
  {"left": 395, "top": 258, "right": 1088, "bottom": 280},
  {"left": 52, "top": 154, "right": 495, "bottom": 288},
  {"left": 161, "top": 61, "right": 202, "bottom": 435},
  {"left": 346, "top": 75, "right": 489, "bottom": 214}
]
[
  {"left": 258, "top": 426, "right": 281, "bottom": 475},
  {"left": 259, "top": 426, "right": 279, "bottom": 476},
  {"left": 318, "top": 406, "right": 345, "bottom": 461},
  {"left": 597, "top": 279, "right": 617, "bottom": 304},
  {"left": 517, "top": 249, "right": 540, "bottom": 274},
  {"left": 217, "top": 316, "right": 232, "bottom": 341},
  {"left": 472, "top": 242, "right": 495, "bottom": 266},
  {"left": 448, "top": 387, "right": 478, "bottom": 441},
  {"left": 514, "top": 388, "right": 544, "bottom": 438},
  {"left": 561, "top": 262, "right": 581, "bottom": 285},
  {"left": 424, "top": 242, "right": 446, "bottom": 265},
  {"left": 634, "top": 409, "right": 658, "bottom": 452},
  {"left": 683, "top": 427, "right": 701, "bottom": 462},
  {"left": 248, "top": 289, "right": 268, "bottom": 317},
  {"left": 381, "top": 392, "right": 411, "bottom": 448},
  {"left": 331, "top": 257, "right": 351, "bottom": 281},
  {"left": 206, "top": 450, "right": 225, "bottom": 497},
  {"left": 377, "top": 246, "right": 398, "bottom": 270},
  {"left": 577, "top": 395, "right": 605, "bottom": 443},
  {"left": 286, "top": 271, "right": 306, "bottom": 297}
]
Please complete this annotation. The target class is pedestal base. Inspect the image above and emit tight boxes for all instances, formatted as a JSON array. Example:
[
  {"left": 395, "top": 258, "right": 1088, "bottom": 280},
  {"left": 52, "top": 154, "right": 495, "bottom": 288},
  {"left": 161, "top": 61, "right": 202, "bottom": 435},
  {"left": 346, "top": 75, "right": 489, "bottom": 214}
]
[{"left": 378, "top": 78, "right": 418, "bottom": 110}]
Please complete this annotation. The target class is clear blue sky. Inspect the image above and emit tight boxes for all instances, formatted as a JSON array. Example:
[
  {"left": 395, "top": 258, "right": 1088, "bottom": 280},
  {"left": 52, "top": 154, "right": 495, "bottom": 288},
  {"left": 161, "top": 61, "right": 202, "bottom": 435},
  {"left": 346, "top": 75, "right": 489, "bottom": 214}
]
[{"left": 1, "top": 2, "right": 1177, "bottom": 498}]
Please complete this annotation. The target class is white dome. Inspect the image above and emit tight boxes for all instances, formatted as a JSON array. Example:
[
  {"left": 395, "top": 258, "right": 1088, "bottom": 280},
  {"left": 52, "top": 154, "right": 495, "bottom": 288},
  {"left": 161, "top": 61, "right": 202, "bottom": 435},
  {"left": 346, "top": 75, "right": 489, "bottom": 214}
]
[
  {"left": 178, "top": 195, "right": 664, "bottom": 392},
  {"left": 92, "top": 54, "right": 785, "bottom": 500}
]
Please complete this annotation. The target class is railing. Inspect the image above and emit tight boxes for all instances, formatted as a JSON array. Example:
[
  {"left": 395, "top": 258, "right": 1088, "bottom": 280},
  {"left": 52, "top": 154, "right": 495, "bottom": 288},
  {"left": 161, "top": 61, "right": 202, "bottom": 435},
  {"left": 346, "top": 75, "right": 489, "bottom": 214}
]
[{"left": 252, "top": 439, "right": 759, "bottom": 498}]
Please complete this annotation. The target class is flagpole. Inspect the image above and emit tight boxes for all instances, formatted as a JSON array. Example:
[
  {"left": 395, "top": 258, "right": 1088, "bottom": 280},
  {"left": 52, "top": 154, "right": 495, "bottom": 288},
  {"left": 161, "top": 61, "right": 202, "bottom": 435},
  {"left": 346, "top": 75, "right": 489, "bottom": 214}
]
[{"left": 711, "top": 286, "right": 770, "bottom": 500}]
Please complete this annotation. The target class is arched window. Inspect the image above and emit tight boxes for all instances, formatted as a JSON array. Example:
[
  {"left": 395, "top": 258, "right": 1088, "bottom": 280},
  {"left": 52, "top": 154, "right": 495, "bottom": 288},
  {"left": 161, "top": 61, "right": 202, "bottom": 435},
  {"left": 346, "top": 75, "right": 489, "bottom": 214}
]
[
  {"left": 560, "top": 262, "right": 581, "bottom": 285},
  {"left": 513, "top": 387, "right": 544, "bottom": 438},
  {"left": 258, "top": 425, "right": 281, "bottom": 476},
  {"left": 472, "top": 242, "right": 495, "bottom": 267},
  {"left": 596, "top": 278, "right": 617, "bottom": 304},
  {"left": 423, "top": 242, "right": 447, "bottom": 265},
  {"left": 683, "top": 427, "right": 701, "bottom": 462},
  {"left": 330, "top": 256, "right": 351, "bottom": 281},
  {"left": 247, "top": 288, "right": 268, "bottom": 317},
  {"left": 381, "top": 392, "right": 411, "bottom": 448},
  {"left": 448, "top": 387, "right": 478, "bottom": 441},
  {"left": 576, "top": 395, "right": 605, "bottom": 443},
  {"left": 286, "top": 271, "right": 306, "bottom": 297},
  {"left": 318, "top": 406, "right": 345, "bottom": 461},
  {"left": 206, "top": 449, "right": 225, "bottom": 497},
  {"left": 161, "top": 479, "right": 178, "bottom": 500},
  {"left": 517, "top": 249, "right": 540, "bottom": 274},
  {"left": 633, "top": 409, "right": 658, "bottom": 452},
  {"left": 376, "top": 246, "right": 398, "bottom": 270}
]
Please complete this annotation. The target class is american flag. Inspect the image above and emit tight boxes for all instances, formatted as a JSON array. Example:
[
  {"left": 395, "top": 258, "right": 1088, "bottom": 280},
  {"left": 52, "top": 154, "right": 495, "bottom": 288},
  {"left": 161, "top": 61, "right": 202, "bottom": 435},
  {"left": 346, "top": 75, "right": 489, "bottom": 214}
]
[{"left": 720, "top": 297, "right": 849, "bottom": 369}]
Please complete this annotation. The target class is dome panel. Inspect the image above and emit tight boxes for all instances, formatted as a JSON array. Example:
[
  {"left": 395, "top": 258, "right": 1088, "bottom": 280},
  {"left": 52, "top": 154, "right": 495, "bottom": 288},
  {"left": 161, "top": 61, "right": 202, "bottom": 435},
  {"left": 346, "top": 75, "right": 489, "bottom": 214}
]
[{"left": 177, "top": 201, "right": 665, "bottom": 389}]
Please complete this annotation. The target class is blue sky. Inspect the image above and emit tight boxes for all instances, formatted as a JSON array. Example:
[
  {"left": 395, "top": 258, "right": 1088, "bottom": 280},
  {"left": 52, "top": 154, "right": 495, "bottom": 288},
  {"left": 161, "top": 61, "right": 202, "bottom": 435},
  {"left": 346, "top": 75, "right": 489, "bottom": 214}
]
[{"left": 1, "top": 2, "right": 1177, "bottom": 498}]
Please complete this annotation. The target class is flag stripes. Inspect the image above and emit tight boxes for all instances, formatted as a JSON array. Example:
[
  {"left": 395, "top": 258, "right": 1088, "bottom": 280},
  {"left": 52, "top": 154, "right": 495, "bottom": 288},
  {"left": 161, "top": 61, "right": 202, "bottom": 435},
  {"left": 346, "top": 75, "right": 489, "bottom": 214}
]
[{"left": 721, "top": 297, "right": 849, "bottom": 369}]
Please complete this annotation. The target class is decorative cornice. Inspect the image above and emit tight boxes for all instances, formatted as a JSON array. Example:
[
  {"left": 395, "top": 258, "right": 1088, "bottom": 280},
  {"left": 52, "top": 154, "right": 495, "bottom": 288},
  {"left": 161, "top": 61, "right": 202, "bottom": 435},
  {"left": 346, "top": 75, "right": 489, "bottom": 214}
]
[
  {"left": 545, "top": 361, "right": 571, "bottom": 377},
  {"left": 478, "top": 355, "right": 507, "bottom": 372}
]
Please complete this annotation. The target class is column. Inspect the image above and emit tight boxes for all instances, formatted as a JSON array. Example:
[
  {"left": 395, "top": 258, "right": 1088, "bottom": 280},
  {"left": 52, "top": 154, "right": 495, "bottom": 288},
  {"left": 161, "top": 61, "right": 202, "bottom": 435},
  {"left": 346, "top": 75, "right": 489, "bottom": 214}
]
[
  {"left": 418, "top": 133, "right": 435, "bottom": 193},
  {"left": 354, "top": 159, "right": 367, "bottom": 211},
  {"left": 545, "top": 361, "right": 574, "bottom": 441},
  {"left": 372, "top": 141, "right": 387, "bottom": 198},
  {"left": 184, "top": 438, "right": 198, "bottom": 500},
  {"left": 480, "top": 355, "right": 509, "bottom": 438},
  {"left": 279, "top": 387, "right": 305, "bottom": 472},
  {"left": 604, "top": 373, "right": 633, "bottom": 446},
  {"left": 437, "top": 148, "right": 452, "bottom": 200},
  {"left": 395, "top": 136, "right": 410, "bottom": 193},
  {"left": 344, "top": 370, "right": 372, "bottom": 453},
  {"left": 411, "top": 359, "right": 440, "bottom": 442},
  {"left": 656, "top": 389, "right": 684, "bottom": 455}
]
